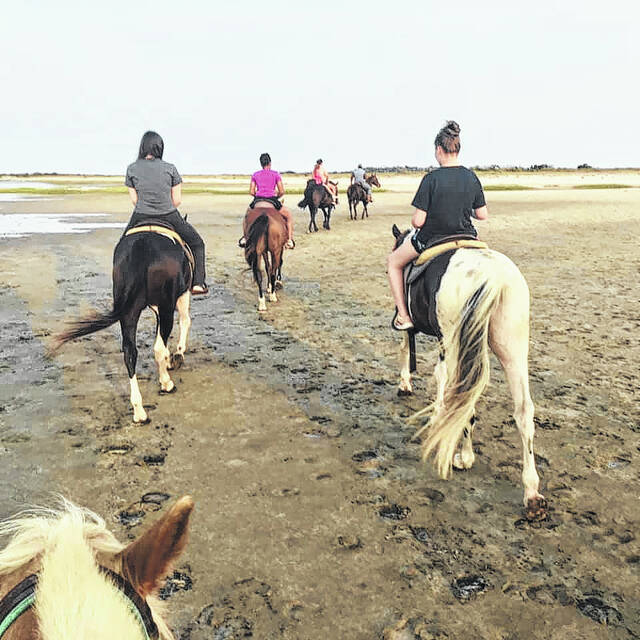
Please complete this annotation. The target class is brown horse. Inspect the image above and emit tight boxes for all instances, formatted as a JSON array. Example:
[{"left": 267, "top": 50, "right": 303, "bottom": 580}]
[
  {"left": 347, "top": 174, "right": 381, "bottom": 220},
  {"left": 0, "top": 495, "right": 193, "bottom": 640},
  {"left": 243, "top": 205, "right": 288, "bottom": 312}
]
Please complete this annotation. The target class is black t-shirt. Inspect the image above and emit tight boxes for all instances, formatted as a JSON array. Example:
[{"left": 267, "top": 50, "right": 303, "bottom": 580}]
[
  {"left": 125, "top": 158, "right": 182, "bottom": 216},
  {"left": 412, "top": 166, "right": 485, "bottom": 242}
]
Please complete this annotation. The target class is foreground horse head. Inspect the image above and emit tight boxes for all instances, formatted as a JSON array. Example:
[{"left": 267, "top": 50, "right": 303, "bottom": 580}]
[
  {"left": 243, "top": 206, "right": 287, "bottom": 312},
  {"left": 0, "top": 496, "right": 194, "bottom": 639},
  {"left": 52, "top": 230, "right": 193, "bottom": 424},
  {"left": 298, "top": 180, "right": 336, "bottom": 232},
  {"left": 391, "top": 225, "right": 547, "bottom": 520}
]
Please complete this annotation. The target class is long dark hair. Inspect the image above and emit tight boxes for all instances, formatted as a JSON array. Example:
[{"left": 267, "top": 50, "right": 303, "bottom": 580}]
[
  {"left": 138, "top": 131, "right": 164, "bottom": 159},
  {"left": 434, "top": 121, "right": 461, "bottom": 154}
]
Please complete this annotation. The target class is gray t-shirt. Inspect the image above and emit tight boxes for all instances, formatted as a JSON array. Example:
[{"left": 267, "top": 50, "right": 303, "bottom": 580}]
[
  {"left": 352, "top": 167, "right": 366, "bottom": 183},
  {"left": 125, "top": 158, "right": 182, "bottom": 216}
]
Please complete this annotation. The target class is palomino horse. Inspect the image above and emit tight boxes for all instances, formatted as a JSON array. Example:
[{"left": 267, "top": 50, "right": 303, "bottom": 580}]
[
  {"left": 297, "top": 179, "right": 338, "bottom": 232},
  {"left": 0, "top": 495, "right": 193, "bottom": 640},
  {"left": 391, "top": 225, "right": 546, "bottom": 520},
  {"left": 53, "top": 228, "right": 193, "bottom": 423},
  {"left": 243, "top": 205, "right": 288, "bottom": 312},
  {"left": 347, "top": 174, "right": 381, "bottom": 220}
]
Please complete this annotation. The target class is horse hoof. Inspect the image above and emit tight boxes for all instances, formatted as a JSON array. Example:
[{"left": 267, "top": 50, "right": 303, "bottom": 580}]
[
  {"left": 133, "top": 416, "right": 151, "bottom": 425},
  {"left": 160, "top": 385, "right": 177, "bottom": 395},
  {"left": 525, "top": 496, "right": 548, "bottom": 522},
  {"left": 397, "top": 388, "right": 413, "bottom": 397},
  {"left": 275, "top": 280, "right": 283, "bottom": 290},
  {"left": 170, "top": 353, "right": 184, "bottom": 370}
]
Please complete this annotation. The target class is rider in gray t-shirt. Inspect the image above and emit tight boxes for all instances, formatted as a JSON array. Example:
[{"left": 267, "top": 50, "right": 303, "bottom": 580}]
[
  {"left": 125, "top": 158, "right": 182, "bottom": 216},
  {"left": 351, "top": 164, "right": 372, "bottom": 201}
]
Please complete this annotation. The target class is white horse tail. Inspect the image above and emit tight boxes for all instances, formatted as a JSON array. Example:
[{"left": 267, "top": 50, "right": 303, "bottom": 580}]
[{"left": 417, "top": 278, "right": 503, "bottom": 478}]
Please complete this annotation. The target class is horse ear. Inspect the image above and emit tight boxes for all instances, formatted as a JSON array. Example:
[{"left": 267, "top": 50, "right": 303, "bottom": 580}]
[
  {"left": 118, "top": 496, "right": 194, "bottom": 597},
  {"left": 392, "top": 224, "right": 401, "bottom": 238}
]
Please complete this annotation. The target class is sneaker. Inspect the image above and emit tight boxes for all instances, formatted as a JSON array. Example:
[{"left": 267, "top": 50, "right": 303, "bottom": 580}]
[
  {"left": 238, "top": 237, "right": 246, "bottom": 248},
  {"left": 286, "top": 239, "right": 295, "bottom": 249}
]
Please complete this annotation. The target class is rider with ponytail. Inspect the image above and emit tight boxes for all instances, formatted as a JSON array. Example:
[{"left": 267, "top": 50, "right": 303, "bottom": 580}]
[{"left": 387, "top": 121, "right": 488, "bottom": 330}]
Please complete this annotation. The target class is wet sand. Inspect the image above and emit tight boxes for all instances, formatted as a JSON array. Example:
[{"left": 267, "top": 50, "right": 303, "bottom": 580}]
[{"left": 0, "top": 180, "right": 639, "bottom": 638}]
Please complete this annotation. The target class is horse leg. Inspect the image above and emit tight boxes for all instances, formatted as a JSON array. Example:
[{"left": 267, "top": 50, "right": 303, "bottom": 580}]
[
  {"left": 348, "top": 198, "right": 353, "bottom": 220},
  {"left": 171, "top": 290, "right": 191, "bottom": 370},
  {"left": 121, "top": 309, "right": 148, "bottom": 424},
  {"left": 489, "top": 281, "right": 546, "bottom": 518},
  {"left": 398, "top": 332, "right": 413, "bottom": 395},
  {"left": 362, "top": 200, "right": 367, "bottom": 219},
  {"left": 268, "top": 250, "right": 278, "bottom": 302},
  {"left": 151, "top": 306, "right": 175, "bottom": 393},
  {"left": 257, "top": 253, "right": 267, "bottom": 312},
  {"left": 453, "top": 414, "right": 477, "bottom": 470}
]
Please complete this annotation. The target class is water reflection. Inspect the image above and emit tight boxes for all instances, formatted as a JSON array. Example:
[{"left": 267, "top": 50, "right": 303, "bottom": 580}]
[{"left": 0, "top": 214, "right": 124, "bottom": 238}]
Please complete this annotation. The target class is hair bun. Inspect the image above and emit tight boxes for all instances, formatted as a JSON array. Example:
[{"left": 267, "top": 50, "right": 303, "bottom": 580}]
[{"left": 444, "top": 120, "right": 460, "bottom": 136}]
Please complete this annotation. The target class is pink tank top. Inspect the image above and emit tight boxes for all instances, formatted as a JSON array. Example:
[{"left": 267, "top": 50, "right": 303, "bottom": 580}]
[{"left": 312, "top": 166, "right": 323, "bottom": 184}]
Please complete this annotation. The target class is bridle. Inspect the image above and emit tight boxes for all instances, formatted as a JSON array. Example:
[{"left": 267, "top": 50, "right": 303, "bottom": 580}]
[{"left": 0, "top": 566, "right": 158, "bottom": 639}]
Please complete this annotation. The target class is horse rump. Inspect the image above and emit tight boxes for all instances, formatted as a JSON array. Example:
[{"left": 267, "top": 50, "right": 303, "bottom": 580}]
[
  {"left": 416, "top": 279, "right": 503, "bottom": 478},
  {"left": 244, "top": 213, "right": 269, "bottom": 283}
]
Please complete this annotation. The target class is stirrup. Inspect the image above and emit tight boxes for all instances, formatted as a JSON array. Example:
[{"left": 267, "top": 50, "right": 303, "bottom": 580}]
[{"left": 238, "top": 237, "right": 246, "bottom": 248}]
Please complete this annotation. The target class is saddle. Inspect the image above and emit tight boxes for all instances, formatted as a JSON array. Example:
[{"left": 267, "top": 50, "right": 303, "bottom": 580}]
[
  {"left": 125, "top": 223, "right": 195, "bottom": 276},
  {"left": 402, "top": 235, "right": 489, "bottom": 336}
]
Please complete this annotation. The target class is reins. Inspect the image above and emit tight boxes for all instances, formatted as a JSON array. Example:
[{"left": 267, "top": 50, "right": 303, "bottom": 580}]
[{"left": 0, "top": 568, "right": 158, "bottom": 639}]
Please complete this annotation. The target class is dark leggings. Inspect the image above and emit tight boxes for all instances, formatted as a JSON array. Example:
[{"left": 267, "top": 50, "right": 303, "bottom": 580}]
[{"left": 126, "top": 210, "right": 206, "bottom": 286}]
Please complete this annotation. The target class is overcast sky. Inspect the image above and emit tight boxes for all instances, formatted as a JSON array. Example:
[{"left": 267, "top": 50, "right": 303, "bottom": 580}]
[{"left": 1, "top": 0, "right": 637, "bottom": 174}]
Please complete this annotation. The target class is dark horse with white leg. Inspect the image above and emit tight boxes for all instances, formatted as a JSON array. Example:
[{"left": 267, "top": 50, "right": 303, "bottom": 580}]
[
  {"left": 243, "top": 205, "right": 288, "bottom": 312},
  {"left": 298, "top": 179, "right": 338, "bottom": 232},
  {"left": 391, "top": 225, "right": 547, "bottom": 520},
  {"left": 347, "top": 174, "right": 381, "bottom": 220},
  {"left": 53, "top": 227, "right": 193, "bottom": 423}
]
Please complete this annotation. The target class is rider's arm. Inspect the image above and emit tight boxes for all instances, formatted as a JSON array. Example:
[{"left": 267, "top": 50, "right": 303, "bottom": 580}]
[
  {"left": 473, "top": 205, "right": 488, "bottom": 220},
  {"left": 171, "top": 183, "right": 182, "bottom": 208},
  {"left": 276, "top": 179, "right": 285, "bottom": 198},
  {"left": 128, "top": 188, "right": 138, "bottom": 205},
  {"left": 412, "top": 208, "right": 427, "bottom": 229},
  {"left": 250, "top": 178, "right": 257, "bottom": 196},
  {"left": 350, "top": 173, "right": 355, "bottom": 185}
]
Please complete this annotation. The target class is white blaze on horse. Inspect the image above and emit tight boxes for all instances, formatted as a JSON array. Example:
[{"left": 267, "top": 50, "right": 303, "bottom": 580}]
[
  {"left": 0, "top": 496, "right": 193, "bottom": 639},
  {"left": 392, "top": 226, "right": 546, "bottom": 519},
  {"left": 52, "top": 227, "right": 193, "bottom": 423}
]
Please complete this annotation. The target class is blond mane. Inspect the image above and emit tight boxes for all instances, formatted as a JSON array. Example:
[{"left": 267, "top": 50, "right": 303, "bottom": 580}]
[{"left": 0, "top": 498, "right": 172, "bottom": 639}]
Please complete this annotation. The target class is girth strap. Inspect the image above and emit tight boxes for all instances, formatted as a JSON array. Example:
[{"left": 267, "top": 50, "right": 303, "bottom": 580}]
[
  {"left": 125, "top": 225, "right": 195, "bottom": 279},
  {"left": 415, "top": 238, "right": 488, "bottom": 266}
]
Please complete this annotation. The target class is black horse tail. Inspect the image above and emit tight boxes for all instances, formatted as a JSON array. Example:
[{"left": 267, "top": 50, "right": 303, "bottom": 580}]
[
  {"left": 297, "top": 196, "right": 308, "bottom": 209},
  {"left": 50, "top": 282, "right": 140, "bottom": 353},
  {"left": 244, "top": 214, "right": 269, "bottom": 284}
]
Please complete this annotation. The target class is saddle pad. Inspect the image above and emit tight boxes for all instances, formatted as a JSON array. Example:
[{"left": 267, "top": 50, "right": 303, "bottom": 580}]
[
  {"left": 125, "top": 225, "right": 195, "bottom": 275},
  {"left": 415, "top": 238, "right": 488, "bottom": 266}
]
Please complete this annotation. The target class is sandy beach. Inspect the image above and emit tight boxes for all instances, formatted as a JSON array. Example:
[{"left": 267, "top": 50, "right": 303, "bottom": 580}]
[{"left": 0, "top": 172, "right": 638, "bottom": 638}]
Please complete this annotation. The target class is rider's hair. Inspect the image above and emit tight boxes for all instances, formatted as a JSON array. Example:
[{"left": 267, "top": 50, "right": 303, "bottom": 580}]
[
  {"left": 316, "top": 158, "right": 323, "bottom": 165},
  {"left": 357, "top": 163, "right": 362, "bottom": 168},
  {"left": 259, "top": 153, "right": 271, "bottom": 167},
  {"left": 138, "top": 131, "right": 164, "bottom": 160},
  {"left": 434, "top": 121, "right": 461, "bottom": 154}
]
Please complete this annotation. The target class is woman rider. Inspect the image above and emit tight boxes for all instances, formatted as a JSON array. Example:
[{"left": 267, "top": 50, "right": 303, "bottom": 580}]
[
  {"left": 125, "top": 131, "right": 208, "bottom": 295},
  {"left": 387, "top": 121, "right": 488, "bottom": 330},
  {"left": 312, "top": 158, "right": 338, "bottom": 203},
  {"left": 247, "top": 152, "right": 294, "bottom": 249}
]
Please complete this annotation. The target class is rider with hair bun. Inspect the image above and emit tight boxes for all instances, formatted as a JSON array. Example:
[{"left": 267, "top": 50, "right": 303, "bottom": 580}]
[
  {"left": 387, "top": 121, "right": 488, "bottom": 330},
  {"left": 312, "top": 158, "right": 338, "bottom": 204}
]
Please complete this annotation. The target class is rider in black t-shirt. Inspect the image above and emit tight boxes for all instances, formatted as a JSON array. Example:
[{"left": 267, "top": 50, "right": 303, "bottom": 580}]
[{"left": 387, "top": 121, "right": 488, "bottom": 330}]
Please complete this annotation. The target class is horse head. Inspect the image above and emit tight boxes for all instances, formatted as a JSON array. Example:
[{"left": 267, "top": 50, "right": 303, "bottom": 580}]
[
  {"left": 392, "top": 224, "right": 411, "bottom": 249},
  {"left": 0, "top": 496, "right": 194, "bottom": 640},
  {"left": 368, "top": 174, "right": 381, "bottom": 188}
]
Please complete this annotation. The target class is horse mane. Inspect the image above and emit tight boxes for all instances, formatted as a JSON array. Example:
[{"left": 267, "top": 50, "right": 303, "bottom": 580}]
[{"left": 0, "top": 498, "right": 172, "bottom": 639}]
